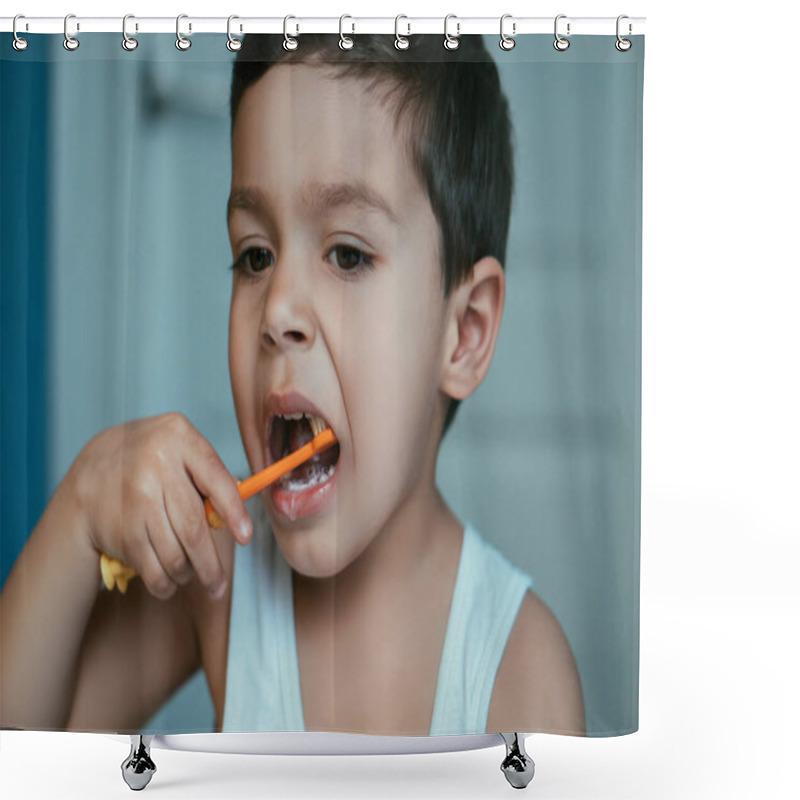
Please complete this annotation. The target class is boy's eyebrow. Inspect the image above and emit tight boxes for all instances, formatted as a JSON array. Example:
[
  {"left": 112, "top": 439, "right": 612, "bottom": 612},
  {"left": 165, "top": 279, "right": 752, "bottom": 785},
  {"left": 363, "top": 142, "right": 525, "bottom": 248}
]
[{"left": 227, "top": 181, "right": 400, "bottom": 227}]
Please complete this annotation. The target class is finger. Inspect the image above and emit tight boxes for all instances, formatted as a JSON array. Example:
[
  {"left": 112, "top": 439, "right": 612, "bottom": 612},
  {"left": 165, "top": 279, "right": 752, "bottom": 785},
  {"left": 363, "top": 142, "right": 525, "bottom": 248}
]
[
  {"left": 183, "top": 435, "right": 252, "bottom": 544},
  {"left": 147, "top": 498, "right": 195, "bottom": 587},
  {"left": 164, "top": 483, "right": 227, "bottom": 597},
  {"left": 121, "top": 518, "right": 177, "bottom": 600}
]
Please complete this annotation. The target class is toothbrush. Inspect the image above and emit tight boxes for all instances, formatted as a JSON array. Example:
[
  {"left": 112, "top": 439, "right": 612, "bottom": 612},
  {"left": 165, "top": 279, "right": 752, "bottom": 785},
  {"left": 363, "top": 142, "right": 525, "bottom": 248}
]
[{"left": 100, "top": 419, "right": 336, "bottom": 593}]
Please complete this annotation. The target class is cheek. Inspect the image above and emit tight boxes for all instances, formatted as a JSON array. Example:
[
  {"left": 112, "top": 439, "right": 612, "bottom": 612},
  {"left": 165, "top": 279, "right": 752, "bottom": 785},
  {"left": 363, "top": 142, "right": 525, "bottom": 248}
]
[
  {"left": 228, "top": 295, "right": 260, "bottom": 455},
  {"left": 339, "top": 278, "right": 440, "bottom": 479},
  {"left": 228, "top": 301, "right": 249, "bottom": 394}
]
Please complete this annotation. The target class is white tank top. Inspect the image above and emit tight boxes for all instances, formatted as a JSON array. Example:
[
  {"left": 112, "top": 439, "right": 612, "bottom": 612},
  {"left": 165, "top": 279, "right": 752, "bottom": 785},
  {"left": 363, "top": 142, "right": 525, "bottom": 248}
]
[{"left": 222, "top": 495, "right": 533, "bottom": 735}]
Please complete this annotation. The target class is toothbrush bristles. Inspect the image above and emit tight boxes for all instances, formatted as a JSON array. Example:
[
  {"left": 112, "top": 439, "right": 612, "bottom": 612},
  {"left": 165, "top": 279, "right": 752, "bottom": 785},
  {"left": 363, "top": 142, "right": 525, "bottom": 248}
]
[{"left": 310, "top": 415, "right": 328, "bottom": 437}]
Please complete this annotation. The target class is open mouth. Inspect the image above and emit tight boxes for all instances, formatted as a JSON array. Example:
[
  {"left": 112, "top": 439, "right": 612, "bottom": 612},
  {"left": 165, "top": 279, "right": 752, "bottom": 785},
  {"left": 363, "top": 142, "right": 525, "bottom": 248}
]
[{"left": 268, "top": 412, "right": 341, "bottom": 492}]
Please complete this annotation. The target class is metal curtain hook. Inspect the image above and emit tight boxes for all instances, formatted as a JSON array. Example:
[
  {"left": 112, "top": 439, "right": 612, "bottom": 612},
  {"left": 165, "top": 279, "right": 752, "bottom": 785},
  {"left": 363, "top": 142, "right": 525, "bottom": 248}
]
[
  {"left": 64, "top": 13, "right": 80, "bottom": 51},
  {"left": 122, "top": 14, "right": 138, "bottom": 51},
  {"left": 395, "top": 14, "right": 410, "bottom": 50},
  {"left": 227, "top": 15, "right": 242, "bottom": 52},
  {"left": 339, "top": 14, "right": 354, "bottom": 50},
  {"left": 444, "top": 14, "right": 460, "bottom": 50},
  {"left": 12, "top": 14, "right": 29, "bottom": 51},
  {"left": 176, "top": 13, "right": 191, "bottom": 50},
  {"left": 283, "top": 15, "right": 299, "bottom": 50},
  {"left": 616, "top": 14, "right": 632, "bottom": 51},
  {"left": 499, "top": 14, "right": 516, "bottom": 50},
  {"left": 554, "top": 14, "right": 570, "bottom": 51}
]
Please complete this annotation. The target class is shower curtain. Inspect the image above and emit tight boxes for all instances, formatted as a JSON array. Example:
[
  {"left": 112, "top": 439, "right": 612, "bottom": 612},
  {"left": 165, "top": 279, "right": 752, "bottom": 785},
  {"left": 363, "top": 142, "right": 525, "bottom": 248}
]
[{"left": 1, "top": 23, "right": 644, "bottom": 742}]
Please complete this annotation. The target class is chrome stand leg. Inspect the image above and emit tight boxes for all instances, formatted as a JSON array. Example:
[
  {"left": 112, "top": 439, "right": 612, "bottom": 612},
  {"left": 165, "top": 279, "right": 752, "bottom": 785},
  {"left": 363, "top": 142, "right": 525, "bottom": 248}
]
[
  {"left": 121, "top": 734, "right": 157, "bottom": 791},
  {"left": 500, "top": 732, "right": 535, "bottom": 789}
]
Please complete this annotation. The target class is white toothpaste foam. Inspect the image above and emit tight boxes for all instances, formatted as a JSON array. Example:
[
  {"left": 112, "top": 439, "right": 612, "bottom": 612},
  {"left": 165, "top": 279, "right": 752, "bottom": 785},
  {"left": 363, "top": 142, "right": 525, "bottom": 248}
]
[{"left": 276, "top": 461, "right": 336, "bottom": 493}]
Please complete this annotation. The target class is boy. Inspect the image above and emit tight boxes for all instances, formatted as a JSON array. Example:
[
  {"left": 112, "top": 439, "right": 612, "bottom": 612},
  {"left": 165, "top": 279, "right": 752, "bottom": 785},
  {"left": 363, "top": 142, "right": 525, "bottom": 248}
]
[{"left": 0, "top": 34, "right": 584, "bottom": 737}]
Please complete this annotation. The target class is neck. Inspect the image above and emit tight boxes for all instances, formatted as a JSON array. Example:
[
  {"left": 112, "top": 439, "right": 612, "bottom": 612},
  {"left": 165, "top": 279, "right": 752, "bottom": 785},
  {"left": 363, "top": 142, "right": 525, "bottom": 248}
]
[{"left": 292, "top": 470, "right": 462, "bottom": 632}]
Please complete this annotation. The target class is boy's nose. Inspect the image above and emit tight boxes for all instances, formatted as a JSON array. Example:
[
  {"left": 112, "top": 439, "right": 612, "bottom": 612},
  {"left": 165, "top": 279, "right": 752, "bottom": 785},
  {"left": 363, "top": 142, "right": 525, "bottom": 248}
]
[{"left": 259, "top": 258, "right": 315, "bottom": 352}]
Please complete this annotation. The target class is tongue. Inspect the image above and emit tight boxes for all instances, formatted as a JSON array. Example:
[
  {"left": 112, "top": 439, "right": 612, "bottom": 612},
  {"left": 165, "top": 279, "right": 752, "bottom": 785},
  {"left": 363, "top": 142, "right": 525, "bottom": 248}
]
[{"left": 288, "top": 417, "right": 315, "bottom": 451}]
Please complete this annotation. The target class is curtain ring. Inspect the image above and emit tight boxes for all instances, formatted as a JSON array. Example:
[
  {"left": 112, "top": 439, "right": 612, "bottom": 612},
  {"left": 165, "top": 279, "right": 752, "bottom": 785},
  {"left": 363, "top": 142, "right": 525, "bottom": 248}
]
[
  {"left": 615, "top": 15, "right": 632, "bottom": 52},
  {"left": 176, "top": 14, "right": 191, "bottom": 50},
  {"left": 553, "top": 14, "right": 570, "bottom": 51},
  {"left": 122, "top": 15, "right": 138, "bottom": 51},
  {"left": 63, "top": 13, "right": 80, "bottom": 51},
  {"left": 227, "top": 15, "right": 243, "bottom": 52},
  {"left": 339, "top": 15, "right": 354, "bottom": 50},
  {"left": 499, "top": 14, "right": 516, "bottom": 51},
  {"left": 394, "top": 15, "right": 410, "bottom": 50},
  {"left": 444, "top": 14, "right": 460, "bottom": 51},
  {"left": 283, "top": 15, "right": 299, "bottom": 51},
  {"left": 12, "top": 15, "right": 29, "bottom": 52}
]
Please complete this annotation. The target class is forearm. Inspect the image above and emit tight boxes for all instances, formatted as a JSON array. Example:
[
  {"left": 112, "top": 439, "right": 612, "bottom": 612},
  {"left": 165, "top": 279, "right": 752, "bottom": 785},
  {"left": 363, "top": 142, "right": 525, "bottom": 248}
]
[{"left": 0, "top": 477, "right": 100, "bottom": 729}]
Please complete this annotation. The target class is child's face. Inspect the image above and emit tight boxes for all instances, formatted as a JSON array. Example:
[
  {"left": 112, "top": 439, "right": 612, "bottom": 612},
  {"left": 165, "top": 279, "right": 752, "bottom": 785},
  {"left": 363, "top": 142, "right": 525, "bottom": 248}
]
[{"left": 228, "top": 64, "right": 449, "bottom": 578}]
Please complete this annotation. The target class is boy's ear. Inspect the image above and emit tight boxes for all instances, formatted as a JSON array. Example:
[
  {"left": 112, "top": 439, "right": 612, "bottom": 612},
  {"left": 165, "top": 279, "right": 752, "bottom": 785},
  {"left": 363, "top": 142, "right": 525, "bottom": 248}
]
[{"left": 440, "top": 255, "right": 505, "bottom": 404}]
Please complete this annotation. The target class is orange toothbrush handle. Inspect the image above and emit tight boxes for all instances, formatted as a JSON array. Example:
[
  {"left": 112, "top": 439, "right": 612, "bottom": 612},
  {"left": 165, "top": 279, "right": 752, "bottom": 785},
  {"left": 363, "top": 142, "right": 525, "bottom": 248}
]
[{"left": 204, "top": 492, "right": 235, "bottom": 529}]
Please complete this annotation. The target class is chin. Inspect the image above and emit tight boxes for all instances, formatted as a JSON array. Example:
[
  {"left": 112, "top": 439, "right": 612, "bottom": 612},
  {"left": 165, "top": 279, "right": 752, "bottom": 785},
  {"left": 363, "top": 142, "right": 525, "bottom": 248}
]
[{"left": 268, "top": 516, "right": 350, "bottom": 580}]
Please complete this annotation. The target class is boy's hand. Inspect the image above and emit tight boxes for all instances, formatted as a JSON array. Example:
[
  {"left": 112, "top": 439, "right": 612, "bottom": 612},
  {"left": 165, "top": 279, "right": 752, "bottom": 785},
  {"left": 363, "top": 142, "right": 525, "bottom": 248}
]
[{"left": 69, "top": 412, "right": 252, "bottom": 600}]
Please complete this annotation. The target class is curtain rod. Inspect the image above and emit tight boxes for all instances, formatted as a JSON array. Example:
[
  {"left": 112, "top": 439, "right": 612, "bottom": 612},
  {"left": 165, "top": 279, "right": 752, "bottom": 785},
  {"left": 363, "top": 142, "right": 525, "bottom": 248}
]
[{"left": 1, "top": 16, "right": 646, "bottom": 37}]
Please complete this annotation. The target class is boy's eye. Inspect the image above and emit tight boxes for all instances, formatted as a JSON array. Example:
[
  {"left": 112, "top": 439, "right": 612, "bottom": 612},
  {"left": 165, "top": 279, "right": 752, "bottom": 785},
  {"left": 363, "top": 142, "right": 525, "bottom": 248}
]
[
  {"left": 329, "top": 244, "right": 374, "bottom": 274},
  {"left": 230, "top": 247, "right": 274, "bottom": 274}
]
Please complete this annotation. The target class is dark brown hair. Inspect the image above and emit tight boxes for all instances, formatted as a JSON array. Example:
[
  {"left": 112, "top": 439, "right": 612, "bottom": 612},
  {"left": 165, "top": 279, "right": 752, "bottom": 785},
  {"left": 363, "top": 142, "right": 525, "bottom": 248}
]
[{"left": 230, "top": 34, "right": 514, "bottom": 439}]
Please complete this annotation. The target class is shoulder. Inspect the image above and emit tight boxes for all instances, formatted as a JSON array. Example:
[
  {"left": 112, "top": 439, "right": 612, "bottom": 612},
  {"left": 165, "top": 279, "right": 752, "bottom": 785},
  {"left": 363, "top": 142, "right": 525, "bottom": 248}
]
[{"left": 486, "top": 589, "right": 586, "bottom": 735}]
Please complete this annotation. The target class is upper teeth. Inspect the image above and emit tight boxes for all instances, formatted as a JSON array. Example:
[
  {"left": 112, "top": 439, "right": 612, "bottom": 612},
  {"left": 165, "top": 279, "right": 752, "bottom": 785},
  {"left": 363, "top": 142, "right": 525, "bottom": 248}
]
[{"left": 276, "top": 412, "right": 327, "bottom": 437}]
